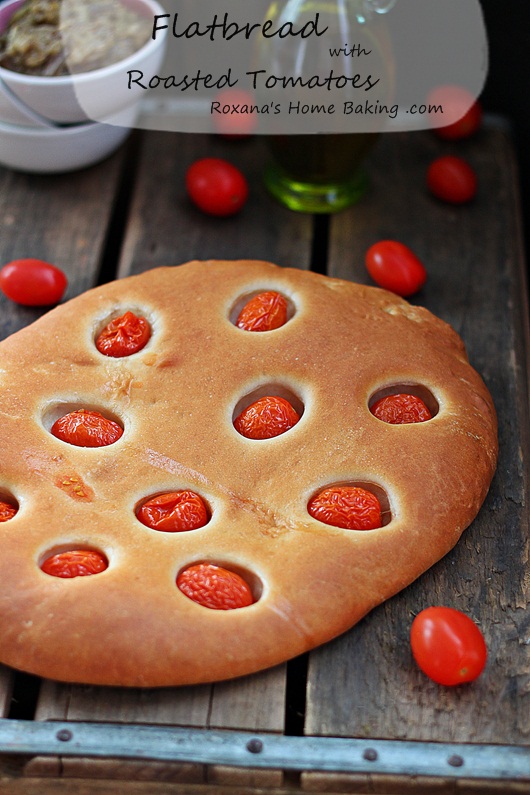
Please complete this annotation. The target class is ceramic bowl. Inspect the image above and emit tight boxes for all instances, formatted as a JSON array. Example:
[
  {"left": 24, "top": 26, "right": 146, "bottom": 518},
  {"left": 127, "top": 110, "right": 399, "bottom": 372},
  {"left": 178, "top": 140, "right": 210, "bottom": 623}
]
[
  {"left": 0, "top": 0, "right": 167, "bottom": 124},
  {"left": 0, "top": 104, "right": 137, "bottom": 173}
]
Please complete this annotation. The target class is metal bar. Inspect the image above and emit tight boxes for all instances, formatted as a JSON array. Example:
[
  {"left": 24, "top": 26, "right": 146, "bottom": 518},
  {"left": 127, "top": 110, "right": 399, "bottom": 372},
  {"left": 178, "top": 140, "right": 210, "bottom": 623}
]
[{"left": 0, "top": 719, "right": 528, "bottom": 782}]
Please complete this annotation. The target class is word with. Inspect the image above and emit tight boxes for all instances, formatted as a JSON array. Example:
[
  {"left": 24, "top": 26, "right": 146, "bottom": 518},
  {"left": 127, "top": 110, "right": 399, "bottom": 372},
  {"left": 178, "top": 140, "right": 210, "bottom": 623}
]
[
  {"left": 152, "top": 12, "right": 328, "bottom": 41},
  {"left": 329, "top": 43, "right": 372, "bottom": 57}
]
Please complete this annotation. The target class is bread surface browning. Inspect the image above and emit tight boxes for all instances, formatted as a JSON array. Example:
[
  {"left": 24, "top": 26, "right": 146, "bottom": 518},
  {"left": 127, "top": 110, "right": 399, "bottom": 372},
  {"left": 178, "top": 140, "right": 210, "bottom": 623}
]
[{"left": 0, "top": 260, "right": 498, "bottom": 686}]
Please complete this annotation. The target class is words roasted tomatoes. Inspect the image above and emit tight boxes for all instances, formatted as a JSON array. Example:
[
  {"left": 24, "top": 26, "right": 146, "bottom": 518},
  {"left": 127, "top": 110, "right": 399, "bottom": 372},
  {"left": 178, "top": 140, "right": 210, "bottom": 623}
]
[
  {"left": 51, "top": 409, "right": 123, "bottom": 447},
  {"left": 0, "top": 258, "right": 67, "bottom": 306},
  {"left": 308, "top": 485, "right": 382, "bottom": 530},
  {"left": 365, "top": 241, "right": 427, "bottom": 297},
  {"left": 371, "top": 394, "right": 432, "bottom": 424},
  {"left": 410, "top": 606, "right": 487, "bottom": 686},
  {"left": 236, "top": 291, "right": 288, "bottom": 332},
  {"left": 186, "top": 158, "right": 248, "bottom": 217},
  {"left": 177, "top": 563, "right": 254, "bottom": 610},
  {"left": 234, "top": 396, "right": 300, "bottom": 439},
  {"left": 427, "top": 156, "right": 477, "bottom": 205},
  {"left": 96, "top": 311, "right": 151, "bottom": 357},
  {"left": 137, "top": 491, "right": 209, "bottom": 533},
  {"left": 41, "top": 549, "right": 108, "bottom": 578}
]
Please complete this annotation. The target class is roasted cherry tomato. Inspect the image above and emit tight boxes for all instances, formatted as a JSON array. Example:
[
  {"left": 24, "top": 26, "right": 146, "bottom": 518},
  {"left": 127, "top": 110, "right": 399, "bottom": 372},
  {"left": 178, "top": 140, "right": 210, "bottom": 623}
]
[
  {"left": 410, "top": 606, "right": 487, "bottom": 686},
  {"left": 236, "top": 291, "right": 289, "bottom": 332},
  {"left": 51, "top": 409, "right": 123, "bottom": 447},
  {"left": 371, "top": 394, "right": 432, "bottom": 424},
  {"left": 41, "top": 549, "right": 108, "bottom": 578},
  {"left": 186, "top": 158, "right": 248, "bottom": 217},
  {"left": 0, "top": 258, "right": 67, "bottom": 306},
  {"left": 308, "top": 485, "right": 382, "bottom": 530},
  {"left": 137, "top": 490, "right": 209, "bottom": 533},
  {"left": 96, "top": 311, "right": 151, "bottom": 357},
  {"left": 365, "top": 240, "right": 427, "bottom": 297},
  {"left": 427, "top": 156, "right": 477, "bottom": 205},
  {"left": 428, "top": 86, "right": 482, "bottom": 140},
  {"left": 212, "top": 88, "right": 257, "bottom": 137},
  {"left": 234, "top": 396, "right": 300, "bottom": 439},
  {"left": 0, "top": 500, "right": 17, "bottom": 522},
  {"left": 177, "top": 563, "right": 254, "bottom": 610}
]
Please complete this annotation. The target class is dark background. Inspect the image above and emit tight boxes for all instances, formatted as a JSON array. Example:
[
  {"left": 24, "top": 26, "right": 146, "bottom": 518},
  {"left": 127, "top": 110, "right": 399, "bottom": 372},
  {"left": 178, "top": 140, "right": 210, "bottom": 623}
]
[{"left": 478, "top": 1, "right": 529, "bottom": 277}]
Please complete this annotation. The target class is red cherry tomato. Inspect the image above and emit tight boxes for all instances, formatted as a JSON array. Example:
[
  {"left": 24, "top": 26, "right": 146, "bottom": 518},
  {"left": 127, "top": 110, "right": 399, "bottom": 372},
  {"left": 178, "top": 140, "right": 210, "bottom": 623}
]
[
  {"left": 137, "top": 491, "right": 209, "bottom": 533},
  {"left": 177, "top": 563, "right": 254, "bottom": 610},
  {"left": 234, "top": 396, "right": 300, "bottom": 439},
  {"left": 51, "top": 409, "right": 123, "bottom": 447},
  {"left": 41, "top": 549, "right": 108, "bottom": 578},
  {"left": 365, "top": 241, "right": 427, "bottom": 297},
  {"left": 0, "top": 500, "right": 17, "bottom": 522},
  {"left": 371, "top": 394, "right": 432, "bottom": 424},
  {"left": 427, "top": 156, "right": 477, "bottom": 205},
  {"left": 410, "top": 606, "right": 487, "bottom": 686},
  {"left": 428, "top": 86, "right": 482, "bottom": 140},
  {"left": 308, "top": 485, "right": 382, "bottom": 530},
  {"left": 186, "top": 158, "right": 248, "bottom": 217},
  {"left": 212, "top": 88, "right": 257, "bottom": 137},
  {"left": 0, "top": 258, "right": 67, "bottom": 306},
  {"left": 236, "top": 291, "right": 289, "bottom": 332},
  {"left": 96, "top": 311, "right": 151, "bottom": 357}
]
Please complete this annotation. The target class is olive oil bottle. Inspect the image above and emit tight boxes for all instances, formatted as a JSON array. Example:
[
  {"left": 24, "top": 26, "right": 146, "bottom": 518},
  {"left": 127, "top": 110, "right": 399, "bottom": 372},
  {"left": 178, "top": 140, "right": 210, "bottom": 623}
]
[{"left": 260, "top": 0, "right": 396, "bottom": 213}]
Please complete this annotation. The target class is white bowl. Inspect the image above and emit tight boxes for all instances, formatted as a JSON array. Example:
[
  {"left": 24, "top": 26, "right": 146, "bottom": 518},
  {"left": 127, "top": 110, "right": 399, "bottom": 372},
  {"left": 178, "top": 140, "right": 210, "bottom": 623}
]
[
  {"left": 0, "top": 0, "right": 167, "bottom": 124},
  {"left": 0, "top": 104, "right": 138, "bottom": 173}
]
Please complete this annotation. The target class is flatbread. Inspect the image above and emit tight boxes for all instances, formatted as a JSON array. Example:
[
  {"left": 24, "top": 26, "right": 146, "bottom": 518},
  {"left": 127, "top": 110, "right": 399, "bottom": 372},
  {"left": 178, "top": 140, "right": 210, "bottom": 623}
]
[{"left": 0, "top": 260, "right": 498, "bottom": 686}]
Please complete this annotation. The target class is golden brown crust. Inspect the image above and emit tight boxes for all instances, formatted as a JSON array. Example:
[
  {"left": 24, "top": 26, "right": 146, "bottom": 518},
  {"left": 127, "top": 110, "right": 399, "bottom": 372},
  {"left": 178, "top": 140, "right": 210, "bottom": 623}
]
[{"left": 0, "top": 260, "right": 498, "bottom": 686}]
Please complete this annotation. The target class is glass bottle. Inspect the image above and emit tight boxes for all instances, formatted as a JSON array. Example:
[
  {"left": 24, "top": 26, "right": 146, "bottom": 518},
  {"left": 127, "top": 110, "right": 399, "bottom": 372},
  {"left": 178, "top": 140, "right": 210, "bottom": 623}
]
[{"left": 259, "top": 0, "right": 396, "bottom": 213}]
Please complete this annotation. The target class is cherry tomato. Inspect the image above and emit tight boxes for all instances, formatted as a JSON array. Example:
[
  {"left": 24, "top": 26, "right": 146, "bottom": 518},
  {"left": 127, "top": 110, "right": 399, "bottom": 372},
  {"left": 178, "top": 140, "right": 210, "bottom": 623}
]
[
  {"left": 371, "top": 394, "right": 432, "bottom": 424},
  {"left": 308, "top": 485, "right": 382, "bottom": 530},
  {"left": 236, "top": 291, "right": 289, "bottom": 332},
  {"left": 212, "top": 88, "right": 257, "bottom": 137},
  {"left": 365, "top": 240, "right": 427, "bottom": 297},
  {"left": 96, "top": 311, "right": 151, "bottom": 357},
  {"left": 186, "top": 158, "right": 248, "bottom": 217},
  {"left": 41, "top": 549, "right": 108, "bottom": 578},
  {"left": 137, "top": 491, "right": 209, "bottom": 533},
  {"left": 51, "top": 409, "right": 123, "bottom": 447},
  {"left": 177, "top": 563, "right": 254, "bottom": 610},
  {"left": 0, "top": 500, "right": 17, "bottom": 522},
  {"left": 428, "top": 86, "right": 482, "bottom": 140},
  {"left": 427, "top": 156, "right": 477, "bottom": 205},
  {"left": 0, "top": 258, "right": 67, "bottom": 306},
  {"left": 234, "top": 396, "right": 300, "bottom": 439},
  {"left": 410, "top": 606, "right": 487, "bottom": 686}
]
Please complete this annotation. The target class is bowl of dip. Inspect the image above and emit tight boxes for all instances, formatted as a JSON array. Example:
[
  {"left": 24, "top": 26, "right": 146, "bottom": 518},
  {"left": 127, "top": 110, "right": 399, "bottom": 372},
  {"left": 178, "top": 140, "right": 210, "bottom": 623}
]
[{"left": 0, "top": 0, "right": 167, "bottom": 124}]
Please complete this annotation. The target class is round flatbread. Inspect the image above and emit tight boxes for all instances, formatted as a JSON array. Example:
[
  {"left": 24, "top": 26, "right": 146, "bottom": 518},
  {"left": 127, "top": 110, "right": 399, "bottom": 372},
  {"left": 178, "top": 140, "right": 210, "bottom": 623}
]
[{"left": 0, "top": 260, "right": 497, "bottom": 686}]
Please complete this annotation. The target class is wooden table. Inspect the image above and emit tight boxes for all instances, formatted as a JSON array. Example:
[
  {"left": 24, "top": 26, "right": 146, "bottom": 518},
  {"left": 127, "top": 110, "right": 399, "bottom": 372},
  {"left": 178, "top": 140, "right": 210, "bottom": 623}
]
[{"left": 0, "top": 120, "right": 528, "bottom": 794}]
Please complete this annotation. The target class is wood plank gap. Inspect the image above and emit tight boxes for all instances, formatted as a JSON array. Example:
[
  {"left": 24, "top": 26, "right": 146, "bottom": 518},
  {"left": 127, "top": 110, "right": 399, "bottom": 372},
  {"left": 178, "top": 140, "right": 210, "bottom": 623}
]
[
  {"left": 284, "top": 652, "right": 309, "bottom": 737},
  {"left": 309, "top": 215, "right": 330, "bottom": 276},
  {"left": 95, "top": 131, "right": 144, "bottom": 286},
  {"left": 6, "top": 673, "right": 41, "bottom": 721}
]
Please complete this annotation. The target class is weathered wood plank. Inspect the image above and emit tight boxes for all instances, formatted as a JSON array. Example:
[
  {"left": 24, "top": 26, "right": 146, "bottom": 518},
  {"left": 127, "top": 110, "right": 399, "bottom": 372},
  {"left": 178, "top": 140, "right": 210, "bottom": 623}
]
[
  {"left": 306, "top": 127, "right": 530, "bottom": 744},
  {"left": 0, "top": 146, "right": 128, "bottom": 340}
]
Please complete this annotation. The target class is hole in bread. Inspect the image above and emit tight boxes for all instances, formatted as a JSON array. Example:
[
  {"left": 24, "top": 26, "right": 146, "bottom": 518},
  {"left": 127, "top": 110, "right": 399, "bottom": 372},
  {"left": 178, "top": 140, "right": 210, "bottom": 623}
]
[
  {"left": 232, "top": 384, "right": 304, "bottom": 440},
  {"left": 42, "top": 403, "right": 124, "bottom": 448},
  {"left": 368, "top": 384, "right": 439, "bottom": 423},
  {"left": 39, "top": 545, "right": 109, "bottom": 578},
  {"left": 0, "top": 489, "right": 19, "bottom": 522},
  {"left": 176, "top": 560, "right": 262, "bottom": 610},
  {"left": 229, "top": 289, "right": 295, "bottom": 332},
  {"left": 307, "top": 481, "right": 392, "bottom": 530},
  {"left": 93, "top": 309, "right": 152, "bottom": 358},
  {"left": 135, "top": 490, "right": 211, "bottom": 533}
]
